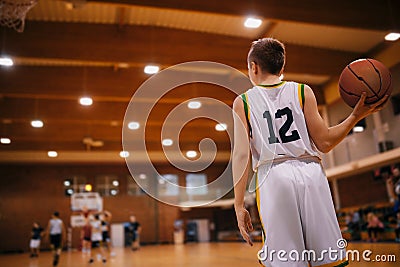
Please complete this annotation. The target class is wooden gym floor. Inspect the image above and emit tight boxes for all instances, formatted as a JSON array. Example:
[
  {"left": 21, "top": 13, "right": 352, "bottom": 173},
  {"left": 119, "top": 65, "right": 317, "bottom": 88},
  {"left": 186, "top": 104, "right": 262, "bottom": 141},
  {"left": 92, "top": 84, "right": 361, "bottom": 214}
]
[{"left": 0, "top": 242, "right": 398, "bottom": 267}]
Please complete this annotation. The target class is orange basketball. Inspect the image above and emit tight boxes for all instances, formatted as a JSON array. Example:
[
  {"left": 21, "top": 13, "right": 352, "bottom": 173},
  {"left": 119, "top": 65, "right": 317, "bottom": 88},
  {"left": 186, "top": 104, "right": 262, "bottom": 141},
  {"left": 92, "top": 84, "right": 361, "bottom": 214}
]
[{"left": 338, "top": 58, "right": 393, "bottom": 108}]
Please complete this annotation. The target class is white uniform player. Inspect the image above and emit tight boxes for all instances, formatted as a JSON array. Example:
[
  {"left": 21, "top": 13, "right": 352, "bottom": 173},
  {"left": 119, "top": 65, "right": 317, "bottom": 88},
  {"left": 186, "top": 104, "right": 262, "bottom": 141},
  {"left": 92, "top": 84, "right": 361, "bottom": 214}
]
[
  {"left": 91, "top": 219, "right": 103, "bottom": 244},
  {"left": 89, "top": 214, "right": 107, "bottom": 264},
  {"left": 234, "top": 37, "right": 385, "bottom": 267},
  {"left": 242, "top": 81, "right": 347, "bottom": 267}
]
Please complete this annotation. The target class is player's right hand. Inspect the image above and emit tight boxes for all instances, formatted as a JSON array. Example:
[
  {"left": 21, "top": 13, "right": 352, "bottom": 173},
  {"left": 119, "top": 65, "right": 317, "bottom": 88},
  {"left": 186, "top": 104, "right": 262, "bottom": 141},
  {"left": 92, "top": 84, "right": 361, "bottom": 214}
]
[
  {"left": 235, "top": 207, "right": 254, "bottom": 246},
  {"left": 352, "top": 92, "right": 389, "bottom": 119}
]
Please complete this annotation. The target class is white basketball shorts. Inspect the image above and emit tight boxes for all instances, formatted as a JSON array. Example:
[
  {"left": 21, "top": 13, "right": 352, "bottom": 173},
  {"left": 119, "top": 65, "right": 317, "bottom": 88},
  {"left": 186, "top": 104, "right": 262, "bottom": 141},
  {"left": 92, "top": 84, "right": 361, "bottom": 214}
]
[
  {"left": 256, "top": 159, "right": 348, "bottom": 267},
  {"left": 30, "top": 239, "right": 41, "bottom": 249}
]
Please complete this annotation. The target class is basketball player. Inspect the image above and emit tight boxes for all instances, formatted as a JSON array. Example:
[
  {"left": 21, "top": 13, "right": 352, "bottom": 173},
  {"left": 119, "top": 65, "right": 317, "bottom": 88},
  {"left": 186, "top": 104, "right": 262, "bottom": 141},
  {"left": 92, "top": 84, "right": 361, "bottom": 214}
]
[
  {"left": 46, "top": 211, "right": 66, "bottom": 267},
  {"left": 81, "top": 218, "right": 92, "bottom": 254},
  {"left": 232, "top": 38, "right": 388, "bottom": 266},
  {"left": 101, "top": 210, "right": 115, "bottom": 256},
  {"left": 29, "top": 222, "right": 43, "bottom": 258},
  {"left": 88, "top": 214, "right": 107, "bottom": 264},
  {"left": 128, "top": 215, "right": 141, "bottom": 251}
]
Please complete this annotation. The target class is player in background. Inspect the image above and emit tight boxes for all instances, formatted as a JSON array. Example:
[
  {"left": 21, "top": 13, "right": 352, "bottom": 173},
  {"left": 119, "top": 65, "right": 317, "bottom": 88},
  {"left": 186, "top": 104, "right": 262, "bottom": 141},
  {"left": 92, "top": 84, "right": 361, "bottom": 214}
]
[
  {"left": 232, "top": 38, "right": 388, "bottom": 266},
  {"left": 128, "top": 215, "right": 142, "bottom": 251},
  {"left": 46, "top": 211, "right": 66, "bottom": 267},
  {"left": 88, "top": 214, "right": 107, "bottom": 264},
  {"left": 101, "top": 210, "right": 115, "bottom": 256},
  {"left": 29, "top": 222, "right": 43, "bottom": 258},
  {"left": 81, "top": 218, "right": 92, "bottom": 254}
]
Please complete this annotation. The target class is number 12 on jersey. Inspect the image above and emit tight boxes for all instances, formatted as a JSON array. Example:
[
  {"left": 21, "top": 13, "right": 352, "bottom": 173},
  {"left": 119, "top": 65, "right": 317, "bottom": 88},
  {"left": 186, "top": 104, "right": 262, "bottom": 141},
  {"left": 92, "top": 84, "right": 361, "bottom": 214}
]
[{"left": 263, "top": 107, "right": 300, "bottom": 144}]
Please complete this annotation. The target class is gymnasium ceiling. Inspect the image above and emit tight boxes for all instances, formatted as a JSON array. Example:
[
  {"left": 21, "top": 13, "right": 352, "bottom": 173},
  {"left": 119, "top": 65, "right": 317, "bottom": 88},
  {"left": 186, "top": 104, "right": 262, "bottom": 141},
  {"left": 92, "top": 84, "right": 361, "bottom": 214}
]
[{"left": 0, "top": 0, "right": 399, "bottom": 162}]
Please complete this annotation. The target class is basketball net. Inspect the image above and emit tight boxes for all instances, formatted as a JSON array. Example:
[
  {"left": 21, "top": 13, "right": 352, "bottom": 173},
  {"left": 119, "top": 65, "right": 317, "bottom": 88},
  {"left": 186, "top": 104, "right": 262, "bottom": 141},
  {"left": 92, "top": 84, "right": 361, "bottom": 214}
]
[{"left": 0, "top": 0, "right": 37, "bottom": 32}]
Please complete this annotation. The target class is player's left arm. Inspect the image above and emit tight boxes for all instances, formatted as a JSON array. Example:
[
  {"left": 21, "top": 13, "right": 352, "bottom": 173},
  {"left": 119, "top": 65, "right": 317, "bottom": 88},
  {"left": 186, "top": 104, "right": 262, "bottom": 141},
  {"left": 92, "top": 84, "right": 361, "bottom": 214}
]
[
  {"left": 303, "top": 85, "right": 388, "bottom": 153},
  {"left": 232, "top": 96, "right": 253, "bottom": 246}
]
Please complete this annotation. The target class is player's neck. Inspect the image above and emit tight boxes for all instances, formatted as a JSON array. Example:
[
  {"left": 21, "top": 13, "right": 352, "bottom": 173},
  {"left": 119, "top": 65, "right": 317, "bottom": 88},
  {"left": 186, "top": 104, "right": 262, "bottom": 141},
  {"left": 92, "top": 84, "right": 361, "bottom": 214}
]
[{"left": 255, "top": 74, "right": 282, "bottom": 86}]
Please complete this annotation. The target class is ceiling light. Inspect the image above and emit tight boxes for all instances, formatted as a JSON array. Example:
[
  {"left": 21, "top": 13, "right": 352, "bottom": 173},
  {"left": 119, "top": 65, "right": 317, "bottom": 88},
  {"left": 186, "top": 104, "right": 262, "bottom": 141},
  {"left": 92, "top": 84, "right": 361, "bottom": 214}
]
[
  {"left": 85, "top": 184, "right": 92, "bottom": 192},
  {"left": 385, "top": 32, "right": 400, "bottom": 41},
  {"left": 353, "top": 126, "right": 365, "bottom": 133},
  {"left": 144, "top": 65, "right": 159, "bottom": 74},
  {"left": 0, "top": 138, "right": 11, "bottom": 144},
  {"left": 0, "top": 57, "right": 13, "bottom": 66},
  {"left": 186, "top": 150, "right": 197, "bottom": 158},
  {"left": 64, "top": 180, "right": 71, "bottom": 186},
  {"left": 188, "top": 101, "right": 202, "bottom": 109},
  {"left": 31, "top": 120, "right": 44, "bottom": 128},
  {"left": 119, "top": 151, "right": 130, "bottom": 158},
  {"left": 47, "top": 151, "right": 58, "bottom": 158},
  {"left": 79, "top": 96, "right": 93, "bottom": 106},
  {"left": 110, "top": 189, "right": 118, "bottom": 195},
  {"left": 112, "top": 180, "right": 119, "bottom": 186},
  {"left": 162, "top": 139, "right": 173, "bottom": 146},
  {"left": 244, "top": 17, "right": 262, "bottom": 28},
  {"left": 128, "top": 121, "right": 140, "bottom": 130},
  {"left": 215, "top": 123, "right": 227, "bottom": 131}
]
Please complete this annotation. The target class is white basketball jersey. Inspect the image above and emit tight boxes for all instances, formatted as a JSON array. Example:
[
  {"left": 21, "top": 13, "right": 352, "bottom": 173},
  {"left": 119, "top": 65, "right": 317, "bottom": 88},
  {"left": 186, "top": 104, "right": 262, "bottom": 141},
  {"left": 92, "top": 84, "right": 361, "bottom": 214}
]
[
  {"left": 49, "top": 218, "right": 63, "bottom": 235},
  {"left": 91, "top": 220, "right": 103, "bottom": 241},
  {"left": 241, "top": 81, "right": 319, "bottom": 171}
]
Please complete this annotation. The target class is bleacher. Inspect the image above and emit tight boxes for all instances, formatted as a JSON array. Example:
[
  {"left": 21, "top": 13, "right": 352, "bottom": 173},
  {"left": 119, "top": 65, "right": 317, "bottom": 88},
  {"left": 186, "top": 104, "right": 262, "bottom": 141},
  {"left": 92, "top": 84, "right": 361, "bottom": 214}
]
[{"left": 337, "top": 201, "right": 398, "bottom": 242}]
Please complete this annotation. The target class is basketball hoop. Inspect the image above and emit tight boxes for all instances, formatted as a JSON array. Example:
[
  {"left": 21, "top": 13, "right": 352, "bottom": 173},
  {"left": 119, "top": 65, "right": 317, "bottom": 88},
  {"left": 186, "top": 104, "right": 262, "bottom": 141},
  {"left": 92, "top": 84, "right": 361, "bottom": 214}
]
[
  {"left": 71, "top": 192, "right": 103, "bottom": 212},
  {"left": 0, "top": 0, "right": 37, "bottom": 33}
]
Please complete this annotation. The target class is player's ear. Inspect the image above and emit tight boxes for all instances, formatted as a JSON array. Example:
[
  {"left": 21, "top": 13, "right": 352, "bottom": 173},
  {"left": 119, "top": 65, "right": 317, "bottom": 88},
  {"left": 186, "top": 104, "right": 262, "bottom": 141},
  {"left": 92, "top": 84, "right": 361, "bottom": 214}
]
[
  {"left": 278, "top": 68, "right": 285, "bottom": 80},
  {"left": 250, "top": 61, "right": 258, "bottom": 75}
]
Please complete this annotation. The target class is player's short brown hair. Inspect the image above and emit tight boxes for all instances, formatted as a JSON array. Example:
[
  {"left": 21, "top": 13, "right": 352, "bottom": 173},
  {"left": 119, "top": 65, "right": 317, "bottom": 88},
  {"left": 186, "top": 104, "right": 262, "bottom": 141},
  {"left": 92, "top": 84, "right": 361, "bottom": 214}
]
[{"left": 248, "top": 38, "right": 285, "bottom": 75}]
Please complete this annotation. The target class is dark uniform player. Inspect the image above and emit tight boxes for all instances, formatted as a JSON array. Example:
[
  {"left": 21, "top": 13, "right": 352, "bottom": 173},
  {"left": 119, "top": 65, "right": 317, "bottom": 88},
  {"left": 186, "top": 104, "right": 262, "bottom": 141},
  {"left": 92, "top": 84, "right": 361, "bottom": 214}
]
[
  {"left": 29, "top": 222, "right": 43, "bottom": 257},
  {"left": 128, "top": 215, "right": 141, "bottom": 251}
]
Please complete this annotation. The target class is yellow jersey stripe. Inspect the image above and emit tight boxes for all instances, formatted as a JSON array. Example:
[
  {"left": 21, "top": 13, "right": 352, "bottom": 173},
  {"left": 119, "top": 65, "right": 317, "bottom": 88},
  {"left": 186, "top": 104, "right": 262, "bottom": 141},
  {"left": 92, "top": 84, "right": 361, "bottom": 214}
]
[
  {"left": 298, "top": 83, "right": 303, "bottom": 109},
  {"left": 298, "top": 83, "right": 305, "bottom": 110},
  {"left": 244, "top": 93, "right": 251, "bottom": 122},
  {"left": 241, "top": 93, "right": 252, "bottom": 138},
  {"left": 255, "top": 172, "right": 266, "bottom": 243}
]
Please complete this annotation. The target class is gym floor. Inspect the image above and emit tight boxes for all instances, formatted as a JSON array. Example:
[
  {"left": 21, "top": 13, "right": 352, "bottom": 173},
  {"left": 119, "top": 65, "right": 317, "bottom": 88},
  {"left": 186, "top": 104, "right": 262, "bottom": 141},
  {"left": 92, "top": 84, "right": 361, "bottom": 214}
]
[{"left": 0, "top": 242, "right": 399, "bottom": 267}]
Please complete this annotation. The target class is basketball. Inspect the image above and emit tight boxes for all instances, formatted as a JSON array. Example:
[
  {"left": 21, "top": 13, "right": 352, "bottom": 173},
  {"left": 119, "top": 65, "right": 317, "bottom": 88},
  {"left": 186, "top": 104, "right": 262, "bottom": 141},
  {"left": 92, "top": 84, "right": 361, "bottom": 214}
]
[{"left": 338, "top": 58, "right": 393, "bottom": 108}]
